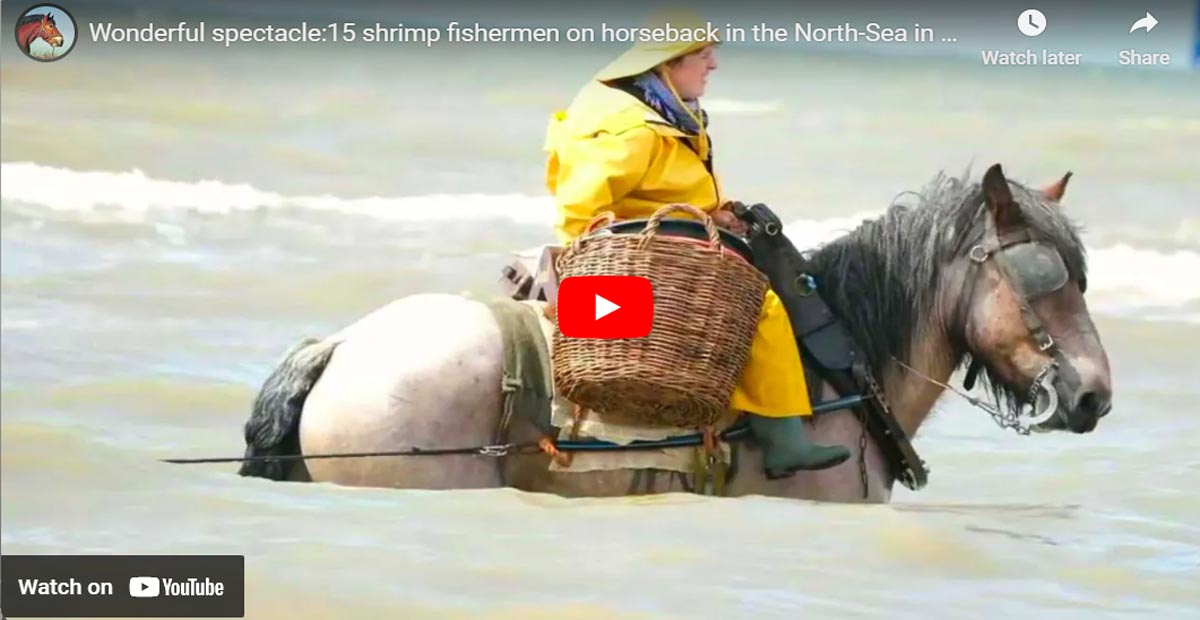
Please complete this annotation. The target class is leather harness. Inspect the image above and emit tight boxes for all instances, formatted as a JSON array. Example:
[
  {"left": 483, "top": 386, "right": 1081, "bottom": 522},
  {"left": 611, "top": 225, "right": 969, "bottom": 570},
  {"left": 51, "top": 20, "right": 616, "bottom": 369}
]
[
  {"left": 957, "top": 211, "right": 1084, "bottom": 397},
  {"left": 734, "top": 201, "right": 1083, "bottom": 492},
  {"left": 733, "top": 203, "right": 929, "bottom": 491}
]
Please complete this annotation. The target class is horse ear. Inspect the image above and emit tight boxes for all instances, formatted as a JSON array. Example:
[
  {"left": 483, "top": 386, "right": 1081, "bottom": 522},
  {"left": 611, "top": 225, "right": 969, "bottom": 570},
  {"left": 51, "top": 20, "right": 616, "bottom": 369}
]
[
  {"left": 982, "top": 163, "right": 1023, "bottom": 230},
  {"left": 1043, "top": 171, "right": 1073, "bottom": 203}
]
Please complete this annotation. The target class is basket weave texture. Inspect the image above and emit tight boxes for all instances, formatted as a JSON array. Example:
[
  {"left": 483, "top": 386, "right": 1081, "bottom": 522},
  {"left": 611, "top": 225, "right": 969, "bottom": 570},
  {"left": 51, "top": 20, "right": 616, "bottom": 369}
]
[{"left": 552, "top": 204, "right": 768, "bottom": 428}]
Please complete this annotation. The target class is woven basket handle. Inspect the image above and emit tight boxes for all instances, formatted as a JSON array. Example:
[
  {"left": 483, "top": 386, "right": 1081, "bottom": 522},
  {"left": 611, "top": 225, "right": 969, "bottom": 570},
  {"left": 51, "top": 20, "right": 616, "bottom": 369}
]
[
  {"left": 639, "top": 203, "right": 721, "bottom": 252},
  {"left": 558, "top": 211, "right": 618, "bottom": 274}
]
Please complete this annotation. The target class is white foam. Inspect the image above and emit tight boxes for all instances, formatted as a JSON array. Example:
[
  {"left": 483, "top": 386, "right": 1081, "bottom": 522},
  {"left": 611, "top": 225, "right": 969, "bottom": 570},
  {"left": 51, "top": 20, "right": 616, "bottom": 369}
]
[
  {"left": 0, "top": 162, "right": 554, "bottom": 225},
  {"left": 4, "top": 162, "right": 1196, "bottom": 322},
  {"left": 1081, "top": 244, "right": 1200, "bottom": 324},
  {"left": 779, "top": 215, "right": 1200, "bottom": 325}
]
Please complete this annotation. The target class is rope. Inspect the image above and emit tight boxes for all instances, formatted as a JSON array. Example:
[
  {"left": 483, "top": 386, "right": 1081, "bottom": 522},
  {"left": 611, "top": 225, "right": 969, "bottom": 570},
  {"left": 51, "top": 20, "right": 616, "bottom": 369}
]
[
  {"left": 161, "top": 443, "right": 530, "bottom": 465},
  {"left": 538, "top": 435, "right": 573, "bottom": 467},
  {"left": 890, "top": 356, "right": 1001, "bottom": 413},
  {"left": 163, "top": 395, "right": 870, "bottom": 466}
]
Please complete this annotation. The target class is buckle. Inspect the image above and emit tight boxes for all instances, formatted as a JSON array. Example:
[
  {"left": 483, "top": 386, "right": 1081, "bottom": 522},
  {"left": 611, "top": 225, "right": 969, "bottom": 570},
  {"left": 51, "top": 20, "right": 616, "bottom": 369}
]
[
  {"left": 968, "top": 245, "right": 990, "bottom": 263},
  {"left": 1038, "top": 334, "right": 1055, "bottom": 351}
]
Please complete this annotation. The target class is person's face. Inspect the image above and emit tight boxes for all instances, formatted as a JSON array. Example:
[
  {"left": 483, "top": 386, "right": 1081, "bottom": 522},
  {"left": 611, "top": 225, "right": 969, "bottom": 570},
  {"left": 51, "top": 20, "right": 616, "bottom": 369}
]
[{"left": 664, "top": 46, "right": 718, "bottom": 99}]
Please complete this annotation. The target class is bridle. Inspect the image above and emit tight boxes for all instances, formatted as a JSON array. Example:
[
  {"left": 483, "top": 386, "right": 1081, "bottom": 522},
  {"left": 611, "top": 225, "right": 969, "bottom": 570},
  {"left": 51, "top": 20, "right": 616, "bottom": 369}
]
[{"left": 905, "top": 205, "right": 1085, "bottom": 434}]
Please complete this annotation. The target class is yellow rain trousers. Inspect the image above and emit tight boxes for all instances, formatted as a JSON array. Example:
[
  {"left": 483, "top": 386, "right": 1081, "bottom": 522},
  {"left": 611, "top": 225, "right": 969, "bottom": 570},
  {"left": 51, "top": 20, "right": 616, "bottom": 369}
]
[{"left": 544, "top": 81, "right": 813, "bottom": 417}]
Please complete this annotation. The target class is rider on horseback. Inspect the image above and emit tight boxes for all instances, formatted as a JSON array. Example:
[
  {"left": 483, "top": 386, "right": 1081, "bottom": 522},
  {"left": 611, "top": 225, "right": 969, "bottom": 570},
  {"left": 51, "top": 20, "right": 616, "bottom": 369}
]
[{"left": 543, "top": 12, "right": 851, "bottom": 477}]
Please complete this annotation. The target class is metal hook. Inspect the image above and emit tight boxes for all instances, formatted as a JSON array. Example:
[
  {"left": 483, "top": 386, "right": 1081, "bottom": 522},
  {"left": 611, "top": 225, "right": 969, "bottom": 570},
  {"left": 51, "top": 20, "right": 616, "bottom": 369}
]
[{"left": 1024, "top": 367, "right": 1060, "bottom": 428}]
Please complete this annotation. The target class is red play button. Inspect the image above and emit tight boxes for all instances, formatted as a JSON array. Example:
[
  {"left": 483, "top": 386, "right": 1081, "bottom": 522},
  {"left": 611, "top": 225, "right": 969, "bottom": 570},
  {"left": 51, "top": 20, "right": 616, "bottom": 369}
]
[{"left": 557, "top": 276, "right": 654, "bottom": 339}]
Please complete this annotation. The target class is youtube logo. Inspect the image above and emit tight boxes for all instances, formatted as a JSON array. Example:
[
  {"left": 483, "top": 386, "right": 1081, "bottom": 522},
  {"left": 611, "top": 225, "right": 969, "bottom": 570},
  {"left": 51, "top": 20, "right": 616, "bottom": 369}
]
[
  {"left": 557, "top": 276, "right": 653, "bottom": 339},
  {"left": 128, "top": 576, "right": 160, "bottom": 598}
]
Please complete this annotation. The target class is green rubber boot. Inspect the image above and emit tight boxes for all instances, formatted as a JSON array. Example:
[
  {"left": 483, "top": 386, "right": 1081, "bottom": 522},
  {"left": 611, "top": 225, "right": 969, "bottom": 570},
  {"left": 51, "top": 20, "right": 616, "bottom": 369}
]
[{"left": 746, "top": 413, "right": 851, "bottom": 478}]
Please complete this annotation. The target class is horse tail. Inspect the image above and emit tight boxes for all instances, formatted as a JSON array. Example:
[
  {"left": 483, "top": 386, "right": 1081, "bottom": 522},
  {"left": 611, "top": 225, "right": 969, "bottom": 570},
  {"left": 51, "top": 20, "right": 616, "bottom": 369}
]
[{"left": 239, "top": 337, "right": 338, "bottom": 480}]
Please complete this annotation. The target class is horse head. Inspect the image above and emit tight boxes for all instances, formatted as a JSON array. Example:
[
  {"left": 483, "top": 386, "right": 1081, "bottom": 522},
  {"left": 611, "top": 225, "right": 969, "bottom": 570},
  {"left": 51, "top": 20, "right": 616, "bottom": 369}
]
[
  {"left": 17, "top": 12, "right": 65, "bottom": 52},
  {"left": 39, "top": 14, "right": 65, "bottom": 47},
  {"left": 957, "top": 163, "right": 1112, "bottom": 434}
]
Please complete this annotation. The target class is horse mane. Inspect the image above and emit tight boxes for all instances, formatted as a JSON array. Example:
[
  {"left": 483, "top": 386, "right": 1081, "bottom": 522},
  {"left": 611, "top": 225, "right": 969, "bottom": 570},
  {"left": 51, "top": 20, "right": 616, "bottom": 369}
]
[
  {"left": 805, "top": 171, "right": 1087, "bottom": 407},
  {"left": 17, "top": 13, "right": 53, "bottom": 27}
]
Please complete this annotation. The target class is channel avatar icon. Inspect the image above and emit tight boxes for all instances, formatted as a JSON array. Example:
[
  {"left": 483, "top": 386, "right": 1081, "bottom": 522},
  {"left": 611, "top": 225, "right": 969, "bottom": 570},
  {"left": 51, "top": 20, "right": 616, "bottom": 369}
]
[
  {"left": 557, "top": 276, "right": 654, "bottom": 339},
  {"left": 15, "top": 4, "right": 77, "bottom": 62}
]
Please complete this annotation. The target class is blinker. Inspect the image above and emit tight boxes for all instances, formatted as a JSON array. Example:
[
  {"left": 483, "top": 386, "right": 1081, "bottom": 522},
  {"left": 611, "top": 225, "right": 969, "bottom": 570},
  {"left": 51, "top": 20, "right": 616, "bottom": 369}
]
[{"left": 1000, "top": 242, "right": 1069, "bottom": 298}]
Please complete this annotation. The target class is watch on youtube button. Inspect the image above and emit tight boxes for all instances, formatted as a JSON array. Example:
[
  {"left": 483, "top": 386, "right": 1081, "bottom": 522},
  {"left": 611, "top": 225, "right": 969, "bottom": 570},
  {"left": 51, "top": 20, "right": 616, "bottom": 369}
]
[{"left": 557, "top": 276, "right": 654, "bottom": 339}]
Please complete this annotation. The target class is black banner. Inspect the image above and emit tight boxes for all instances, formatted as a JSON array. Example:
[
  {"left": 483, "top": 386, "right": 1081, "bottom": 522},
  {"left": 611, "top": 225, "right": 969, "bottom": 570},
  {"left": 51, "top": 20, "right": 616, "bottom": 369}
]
[{"left": 1, "top": 555, "right": 244, "bottom": 618}]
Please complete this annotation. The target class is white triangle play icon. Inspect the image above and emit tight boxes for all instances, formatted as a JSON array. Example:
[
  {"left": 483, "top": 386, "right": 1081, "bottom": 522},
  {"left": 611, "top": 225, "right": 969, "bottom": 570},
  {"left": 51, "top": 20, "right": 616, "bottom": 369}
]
[{"left": 595, "top": 294, "right": 620, "bottom": 320}]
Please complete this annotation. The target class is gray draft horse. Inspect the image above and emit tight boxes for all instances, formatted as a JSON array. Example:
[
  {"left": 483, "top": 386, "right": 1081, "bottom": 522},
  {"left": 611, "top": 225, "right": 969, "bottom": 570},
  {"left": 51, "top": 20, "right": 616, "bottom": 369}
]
[{"left": 238, "top": 165, "right": 1112, "bottom": 502}]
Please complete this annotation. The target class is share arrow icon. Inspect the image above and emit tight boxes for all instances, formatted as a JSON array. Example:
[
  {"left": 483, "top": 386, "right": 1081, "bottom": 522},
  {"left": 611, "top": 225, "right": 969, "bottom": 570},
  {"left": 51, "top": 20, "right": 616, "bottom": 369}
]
[{"left": 1129, "top": 12, "right": 1158, "bottom": 34}]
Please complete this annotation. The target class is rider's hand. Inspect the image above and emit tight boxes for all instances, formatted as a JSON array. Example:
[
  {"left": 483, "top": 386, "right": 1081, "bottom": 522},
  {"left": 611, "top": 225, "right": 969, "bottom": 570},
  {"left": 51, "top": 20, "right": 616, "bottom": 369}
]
[{"left": 713, "top": 203, "right": 750, "bottom": 236}]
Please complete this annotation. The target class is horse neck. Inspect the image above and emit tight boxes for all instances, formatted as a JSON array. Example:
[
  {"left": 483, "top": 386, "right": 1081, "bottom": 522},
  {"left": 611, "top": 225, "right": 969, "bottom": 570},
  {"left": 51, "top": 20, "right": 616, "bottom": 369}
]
[
  {"left": 879, "top": 316, "right": 961, "bottom": 438},
  {"left": 18, "top": 24, "right": 39, "bottom": 48}
]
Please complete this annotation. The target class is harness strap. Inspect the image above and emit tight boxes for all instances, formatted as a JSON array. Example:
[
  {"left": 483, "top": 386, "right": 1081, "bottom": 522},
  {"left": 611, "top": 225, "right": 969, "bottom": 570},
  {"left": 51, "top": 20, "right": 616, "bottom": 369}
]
[
  {"left": 958, "top": 219, "right": 1082, "bottom": 399},
  {"left": 486, "top": 298, "right": 555, "bottom": 482},
  {"left": 962, "top": 360, "right": 983, "bottom": 391},
  {"left": 735, "top": 202, "right": 928, "bottom": 491},
  {"left": 986, "top": 224, "right": 1084, "bottom": 403},
  {"left": 986, "top": 226, "right": 1055, "bottom": 351}
]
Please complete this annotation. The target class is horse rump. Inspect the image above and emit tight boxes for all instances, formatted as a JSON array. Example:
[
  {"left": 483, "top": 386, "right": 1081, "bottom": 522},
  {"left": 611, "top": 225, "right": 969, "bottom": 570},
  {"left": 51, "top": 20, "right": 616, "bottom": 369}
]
[{"left": 239, "top": 337, "right": 338, "bottom": 480}]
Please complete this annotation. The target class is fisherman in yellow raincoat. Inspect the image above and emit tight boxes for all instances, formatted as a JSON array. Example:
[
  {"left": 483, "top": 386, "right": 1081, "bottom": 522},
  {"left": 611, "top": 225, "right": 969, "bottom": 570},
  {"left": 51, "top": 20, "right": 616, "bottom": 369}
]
[{"left": 544, "top": 16, "right": 851, "bottom": 477}]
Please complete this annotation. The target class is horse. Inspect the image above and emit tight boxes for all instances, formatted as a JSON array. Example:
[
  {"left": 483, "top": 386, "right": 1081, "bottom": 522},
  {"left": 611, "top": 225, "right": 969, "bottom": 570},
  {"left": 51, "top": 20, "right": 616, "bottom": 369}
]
[
  {"left": 237, "top": 164, "right": 1112, "bottom": 503},
  {"left": 16, "top": 13, "right": 65, "bottom": 56}
]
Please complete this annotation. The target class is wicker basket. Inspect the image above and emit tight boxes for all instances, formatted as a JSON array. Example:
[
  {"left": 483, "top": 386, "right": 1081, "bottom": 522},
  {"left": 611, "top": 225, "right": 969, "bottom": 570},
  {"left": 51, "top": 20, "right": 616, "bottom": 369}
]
[{"left": 552, "top": 204, "right": 768, "bottom": 428}]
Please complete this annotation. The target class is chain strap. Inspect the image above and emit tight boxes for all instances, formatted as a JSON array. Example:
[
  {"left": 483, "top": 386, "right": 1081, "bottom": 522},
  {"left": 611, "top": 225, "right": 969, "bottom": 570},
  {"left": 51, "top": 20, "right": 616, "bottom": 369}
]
[
  {"left": 852, "top": 406, "right": 870, "bottom": 499},
  {"left": 889, "top": 356, "right": 1057, "bottom": 436},
  {"left": 855, "top": 367, "right": 888, "bottom": 498}
]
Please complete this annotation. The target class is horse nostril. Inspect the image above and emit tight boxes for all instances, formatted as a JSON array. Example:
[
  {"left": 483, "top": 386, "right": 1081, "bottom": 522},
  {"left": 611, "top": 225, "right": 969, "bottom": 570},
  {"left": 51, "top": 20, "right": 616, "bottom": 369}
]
[{"left": 1076, "top": 390, "right": 1110, "bottom": 419}]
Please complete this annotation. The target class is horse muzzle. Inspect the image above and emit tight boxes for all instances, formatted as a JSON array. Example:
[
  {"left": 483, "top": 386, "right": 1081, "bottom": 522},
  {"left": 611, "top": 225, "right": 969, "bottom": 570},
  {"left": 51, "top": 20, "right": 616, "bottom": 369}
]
[
  {"left": 1035, "top": 379, "right": 1111, "bottom": 434},
  {"left": 49, "top": 36, "right": 64, "bottom": 47}
]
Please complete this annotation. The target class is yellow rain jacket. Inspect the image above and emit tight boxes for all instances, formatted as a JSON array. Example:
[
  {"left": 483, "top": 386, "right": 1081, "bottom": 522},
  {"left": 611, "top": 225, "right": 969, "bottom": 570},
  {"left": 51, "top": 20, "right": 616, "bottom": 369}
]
[{"left": 544, "top": 80, "right": 813, "bottom": 417}]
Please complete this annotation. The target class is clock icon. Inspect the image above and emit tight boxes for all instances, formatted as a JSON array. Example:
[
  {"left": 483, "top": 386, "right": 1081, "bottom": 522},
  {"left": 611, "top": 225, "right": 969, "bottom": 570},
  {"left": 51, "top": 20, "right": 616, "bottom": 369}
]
[{"left": 1018, "top": 9, "right": 1047, "bottom": 37}]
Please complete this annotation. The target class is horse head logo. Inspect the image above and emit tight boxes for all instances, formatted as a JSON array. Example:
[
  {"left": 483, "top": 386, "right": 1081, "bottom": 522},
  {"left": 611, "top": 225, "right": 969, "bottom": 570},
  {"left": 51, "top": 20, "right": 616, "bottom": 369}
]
[{"left": 15, "top": 4, "right": 76, "bottom": 61}]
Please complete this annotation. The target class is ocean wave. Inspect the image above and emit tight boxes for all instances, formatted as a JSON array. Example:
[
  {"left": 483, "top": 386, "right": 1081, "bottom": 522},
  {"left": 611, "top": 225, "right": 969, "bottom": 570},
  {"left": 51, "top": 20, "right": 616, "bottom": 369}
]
[
  {"left": 0, "top": 162, "right": 554, "bottom": 225},
  {"left": 3, "top": 162, "right": 1197, "bottom": 322},
  {"left": 775, "top": 213, "right": 1200, "bottom": 325},
  {"left": 1082, "top": 244, "right": 1200, "bottom": 324}
]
